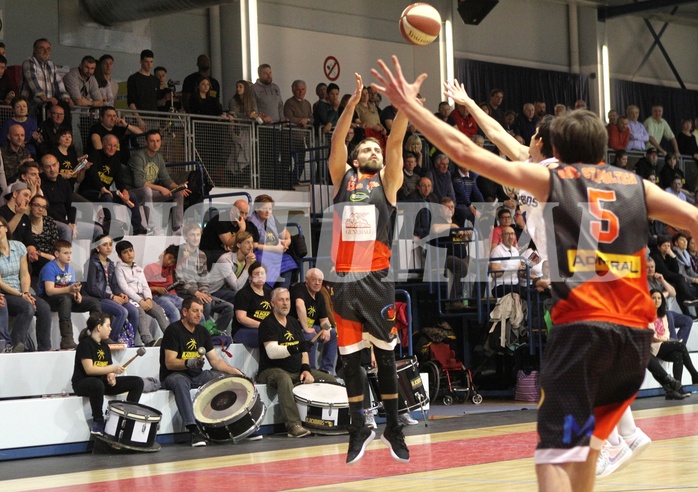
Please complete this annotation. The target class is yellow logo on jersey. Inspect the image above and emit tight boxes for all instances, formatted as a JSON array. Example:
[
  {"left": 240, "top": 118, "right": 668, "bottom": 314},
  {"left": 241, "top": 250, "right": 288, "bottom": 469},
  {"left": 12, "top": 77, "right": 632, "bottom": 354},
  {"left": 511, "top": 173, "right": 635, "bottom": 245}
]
[
  {"left": 260, "top": 301, "right": 271, "bottom": 310},
  {"left": 97, "top": 349, "right": 105, "bottom": 361},
  {"left": 567, "top": 249, "right": 641, "bottom": 277},
  {"left": 254, "top": 310, "right": 272, "bottom": 320},
  {"left": 284, "top": 330, "right": 295, "bottom": 342},
  {"left": 186, "top": 339, "right": 198, "bottom": 351}
]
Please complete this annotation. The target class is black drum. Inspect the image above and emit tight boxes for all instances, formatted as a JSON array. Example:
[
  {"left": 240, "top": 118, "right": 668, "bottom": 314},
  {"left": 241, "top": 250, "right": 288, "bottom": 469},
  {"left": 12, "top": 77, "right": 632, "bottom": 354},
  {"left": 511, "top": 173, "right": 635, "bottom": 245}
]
[
  {"left": 193, "top": 375, "right": 266, "bottom": 443},
  {"left": 293, "top": 382, "right": 350, "bottom": 435},
  {"left": 103, "top": 401, "right": 162, "bottom": 451},
  {"left": 368, "top": 357, "right": 427, "bottom": 416}
]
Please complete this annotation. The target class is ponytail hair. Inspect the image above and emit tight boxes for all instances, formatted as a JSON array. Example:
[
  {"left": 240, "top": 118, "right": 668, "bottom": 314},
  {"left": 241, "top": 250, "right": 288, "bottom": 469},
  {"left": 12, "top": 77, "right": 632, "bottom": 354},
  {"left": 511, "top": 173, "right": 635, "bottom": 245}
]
[{"left": 78, "top": 312, "right": 112, "bottom": 341}]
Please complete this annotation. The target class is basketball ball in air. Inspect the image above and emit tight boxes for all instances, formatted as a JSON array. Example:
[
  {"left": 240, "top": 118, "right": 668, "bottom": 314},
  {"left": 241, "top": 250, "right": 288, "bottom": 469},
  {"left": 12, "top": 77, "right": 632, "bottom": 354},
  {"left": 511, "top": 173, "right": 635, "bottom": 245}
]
[{"left": 399, "top": 3, "right": 442, "bottom": 46}]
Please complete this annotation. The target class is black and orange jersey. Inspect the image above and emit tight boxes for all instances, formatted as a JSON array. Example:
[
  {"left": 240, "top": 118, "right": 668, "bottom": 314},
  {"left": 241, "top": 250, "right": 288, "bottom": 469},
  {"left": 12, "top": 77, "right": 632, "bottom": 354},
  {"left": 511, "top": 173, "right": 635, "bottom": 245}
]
[
  {"left": 547, "top": 163, "right": 655, "bottom": 328},
  {"left": 333, "top": 168, "right": 394, "bottom": 272}
]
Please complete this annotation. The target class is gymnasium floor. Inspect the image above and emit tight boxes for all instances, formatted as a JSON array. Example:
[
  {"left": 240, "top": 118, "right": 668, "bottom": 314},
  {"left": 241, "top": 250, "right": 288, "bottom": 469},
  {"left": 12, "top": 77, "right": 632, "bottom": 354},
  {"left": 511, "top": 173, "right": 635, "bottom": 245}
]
[{"left": 2, "top": 397, "right": 697, "bottom": 491}]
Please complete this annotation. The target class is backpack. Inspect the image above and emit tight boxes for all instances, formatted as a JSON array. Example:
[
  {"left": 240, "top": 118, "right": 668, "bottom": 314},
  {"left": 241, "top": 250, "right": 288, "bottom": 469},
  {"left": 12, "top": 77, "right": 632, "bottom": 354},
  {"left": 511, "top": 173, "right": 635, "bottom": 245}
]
[{"left": 184, "top": 166, "right": 214, "bottom": 209}]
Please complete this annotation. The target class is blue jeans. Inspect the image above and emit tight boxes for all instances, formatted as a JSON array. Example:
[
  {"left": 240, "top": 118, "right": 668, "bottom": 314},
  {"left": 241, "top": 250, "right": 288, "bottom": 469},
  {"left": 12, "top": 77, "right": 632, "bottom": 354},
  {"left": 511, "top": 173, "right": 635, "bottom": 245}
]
[
  {"left": 99, "top": 299, "right": 141, "bottom": 343},
  {"left": 0, "top": 303, "right": 10, "bottom": 346},
  {"left": 154, "top": 294, "right": 182, "bottom": 323},
  {"left": 6, "top": 295, "right": 52, "bottom": 351},
  {"left": 233, "top": 327, "right": 259, "bottom": 348},
  {"left": 161, "top": 370, "right": 224, "bottom": 427},
  {"left": 303, "top": 326, "right": 338, "bottom": 374}
]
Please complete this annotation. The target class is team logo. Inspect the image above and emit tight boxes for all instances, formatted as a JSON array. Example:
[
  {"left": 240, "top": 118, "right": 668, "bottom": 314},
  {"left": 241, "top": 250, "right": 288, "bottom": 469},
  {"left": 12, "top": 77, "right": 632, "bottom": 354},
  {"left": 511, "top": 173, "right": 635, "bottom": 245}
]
[
  {"left": 307, "top": 306, "right": 316, "bottom": 318},
  {"left": 97, "top": 349, "right": 105, "bottom": 361},
  {"left": 349, "top": 192, "right": 369, "bottom": 202},
  {"left": 284, "top": 331, "right": 295, "bottom": 342},
  {"left": 381, "top": 303, "right": 396, "bottom": 321},
  {"left": 260, "top": 300, "right": 272, "bottom": 310},
  {"left": 345, "top": 212, "right": 371, "bottom": 230},
  {"left": 186, "top": 339, "right": 198, "bottom": 351}
]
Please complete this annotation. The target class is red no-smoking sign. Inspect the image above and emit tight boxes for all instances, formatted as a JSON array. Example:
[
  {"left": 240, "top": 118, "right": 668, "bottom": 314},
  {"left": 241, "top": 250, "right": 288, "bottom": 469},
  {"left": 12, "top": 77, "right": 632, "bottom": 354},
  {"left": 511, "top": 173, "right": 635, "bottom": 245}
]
[{"left": 324, "top": 56, "right": 340, "bottom": 81}]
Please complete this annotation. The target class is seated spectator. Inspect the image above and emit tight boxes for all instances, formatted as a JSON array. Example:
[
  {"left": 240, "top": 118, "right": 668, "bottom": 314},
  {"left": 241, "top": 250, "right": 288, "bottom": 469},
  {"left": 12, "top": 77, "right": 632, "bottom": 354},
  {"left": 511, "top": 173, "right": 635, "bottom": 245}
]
[
  {"left": 0, "top": 55, "right": 15, "bottom": 106},
  {"left": 514, "top": 103, "right": 537, "bottom": 146},
  {"left": 644, "top": 104, "right": 680, "bottom": 157},
  {"left": 491, "top": 207, "right": 519, "bottom": 251},
  {"left": 673, "top": 233, "right": 698, "bottom": 282},
  {"left": 607, "top": 115, "right": 630, "bottom": 151},
  {"left": 1, "top": 124, "right": 34, "bottom": 183},
  {"left": 125, "top": 129, "right": 190, "bottom": 235},
  {"left": 85, "top": 235, "right": 152, "bottom": 346},
  {"left": 447, "top": 103, "right": 477, "bottom": 138},
  {"left": 257, "top": 287, "right": 338, "bottom": 438},
  {"left": 634, "top": 147, "right": 659, "bottom": 182},
  {"left": 0, "top": 216, "right": 50, "bottom": 351},
  {"left": 410, "top": 176, "right": 439, "bottom": 241},
  {"left": 88, "top": 106, "right": 143, "bottom": 163},
  {"left": 207, "top": 231, "right": 256, "bottom": 303},
  {"left": 452, "top": 165, "right": 483, "bottom": 226},
  {"left": 144, "top": 244, "right": 183, "bottom": 323},
  {"left": 200, "top": 198, "right": 250, "bottom": 268},
  {"left": 688, "top": 236, "right": 698, "bottom": 273},
  {"left": 0, "top": 182, "right": 35, "bottom": 249},
  {"left": 159, "top": 296, "right": 243, "bottom": 447},
  {"left": 426, "top": 154, "right": 455, "bottom": 202},
  {"left": 404, "top": 134, "right": 426, "bottom": 175},
  {"left": 38, "top": 239, "right": 101, "bottom": 350},
  {"left": 27, "top": 194, "right": 59, "bottom": 278},
  {"left": 72, "top": 312, "right": 144, "bottom": 436},
  {"left": 174, "top": 223, "right": 235, "bottom": 332},
  {"left": 489, "top": 226, "right": 521, "bottom": 298},
  {"left": 0, "top": 97, "right": 40, "bottom": 155},
  {"left": 114, "top": 240, "right": 169, "bottom": 331},
  {"left": 502, "top": 110, "right": 517, "bottom": 135},
  {"left": 612, "top": 149, "right": 628, "bottom": 169},
  {"left": 677, "top": 119, "right": 698, "bottom": 161},
  {"left": 666, "top": 177, "right": 688, "bottom": 202},
  {"left": 79, "top": 134, "right": 146, "bottom": 235},
  {"left": 658, "top": 153, "right": 685, "bottom": 191},
  {"left": 247, "top": 194, "right": 298, "bottom": 288},
  {"left": 37, "top": 104, "right": 69, "bottom": 157},
  {"left": 40, "top": 154, "right": 101, "bottom": 242},
  {"left": 625, "top": 105, "right": 650, "bottom": 152},
  {"left": 648, "top": 290, "right": 698, "bottom": 397},
  {"left": 397, "top": 152, "right": 420, "bottom": 202},
  {"left": 290, "top": 268, "right": 338, "bottom": 374},
  {"left": 651, "top": 235, "right": 698, "bottom": 314},
  {"left": 645, "top": 352, "right": 687, "bottom": 400},
  {"left": 647, "top": 256, "right": 677, "bottom": 308},
  {"left": 434, "top": 101, "right": 451, "bottom": 121},
  {"left": 232, "top": 261, "right": 271, "bottom": 347},
  {"left": 62, "top": 55, "right": 103, "bottom": 108},
  {"left": 48, "top": 128, "right": 85, "bottom": 188}
]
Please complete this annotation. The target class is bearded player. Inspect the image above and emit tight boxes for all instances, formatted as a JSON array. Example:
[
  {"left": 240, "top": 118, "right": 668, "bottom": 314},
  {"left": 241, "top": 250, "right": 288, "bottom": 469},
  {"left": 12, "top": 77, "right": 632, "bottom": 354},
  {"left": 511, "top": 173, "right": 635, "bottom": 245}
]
[{"left": 329, "top": 73, "right": 410, "bottom": 465}]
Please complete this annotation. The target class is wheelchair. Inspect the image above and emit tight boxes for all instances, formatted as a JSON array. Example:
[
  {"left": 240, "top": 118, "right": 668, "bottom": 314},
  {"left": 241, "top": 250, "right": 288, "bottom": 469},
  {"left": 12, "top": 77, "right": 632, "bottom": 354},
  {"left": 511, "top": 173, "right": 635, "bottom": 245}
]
[{"left": 422, "top": 342, "right": 482, "bottom": 406}]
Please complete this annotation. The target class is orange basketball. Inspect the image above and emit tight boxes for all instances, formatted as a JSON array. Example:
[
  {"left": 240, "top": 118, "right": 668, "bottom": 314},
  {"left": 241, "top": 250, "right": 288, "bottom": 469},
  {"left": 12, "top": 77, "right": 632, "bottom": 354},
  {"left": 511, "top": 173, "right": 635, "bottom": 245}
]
[{"left": 399, "top": 3, "right": 442, "bottom": 46}]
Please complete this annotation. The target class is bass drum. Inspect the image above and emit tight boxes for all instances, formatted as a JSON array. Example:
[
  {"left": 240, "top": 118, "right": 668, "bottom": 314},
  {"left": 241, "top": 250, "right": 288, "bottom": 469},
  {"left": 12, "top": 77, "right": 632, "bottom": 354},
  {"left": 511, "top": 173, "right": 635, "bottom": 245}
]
[
  {"left": 368, "top": 357, "right": 428, "bottom": 416},
  {"left": 193, "top": 375, "right": 266, "bottom": 443},
  {"left": 293, "top": 382, "right": 349, "bottom": 435}
]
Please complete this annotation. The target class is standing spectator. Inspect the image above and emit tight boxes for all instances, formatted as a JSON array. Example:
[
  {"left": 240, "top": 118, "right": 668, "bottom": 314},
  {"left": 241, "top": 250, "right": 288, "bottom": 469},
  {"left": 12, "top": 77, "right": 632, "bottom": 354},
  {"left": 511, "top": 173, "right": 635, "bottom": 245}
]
[
  {"left": 188, "top": 77, "right": 227, "bottom": 117},
  {"left": 94, "top": 54, "right": 117, "bottom": 107},
  {"left": 314, "top": 83, "right": 339, "bottom": 135},
  {"left": 626, "top": 105, "right": 650, "bottom": 152},
  {"left": 251, "top": 64, "right": 284, "bottom": 123},
  {"left": 644, "top": 104, "right": 680, "bottom": 156},
  {"left": 434, "top": 101, "right": 451, "bottom": 122},
  {"left": 447, "top": 103, "right": 477, "bottom": 138},
  {"left": 398, "top": 152, "right": 421, "bottom": 201},
  {"left": 487, "top": 88, "right": 505, "bottom": 124},
  {"left": 127, "top": 49, "right": 159, "bottom": 129},
  {"left": 514, "top": 103, "right": 537, "bottom": 145},
  {"left": 125, "top": 129, "right": 190, "bottom": 235},
  {"left": 62, "top": 55, "right": 103, "bottom": 108},
  {"left": 533, "top": 100, "right": 547, "bottom": 119},
  {"left": 0, "top": 55, "right": 16, "bottom": 106},
  {"left": 21, "top": 38, "right": 72, "bottom": 120},
  {"left": 606, "top": 109, "right": 618, "bottom": 128},
  {"left": 676, "top": 119, "right": 698, "bottom": 161},
  {"left": 489, "top": 225, "right": 521, "bottom": 297},
  {"left": 227, "top": 79, "right": 257, "bottom": 118},
  {"left": 312, "top": 82, "right": 327, "bottom": 114},
  {"left": 608, "top": 115, "right": 630, "bottom": 151},
  {"left": 180, "top": 54, "right": 220, "bottom": 113}
]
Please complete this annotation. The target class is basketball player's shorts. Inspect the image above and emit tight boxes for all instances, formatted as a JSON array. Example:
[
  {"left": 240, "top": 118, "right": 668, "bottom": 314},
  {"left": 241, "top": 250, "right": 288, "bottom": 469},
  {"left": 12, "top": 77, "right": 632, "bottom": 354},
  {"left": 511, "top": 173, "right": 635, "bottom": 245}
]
[
  {"left": 534, "top": 321, "right": 652, "bottom": 464},
  {"left": 332, "top": 268, "right": 398, "bottom": 355}
]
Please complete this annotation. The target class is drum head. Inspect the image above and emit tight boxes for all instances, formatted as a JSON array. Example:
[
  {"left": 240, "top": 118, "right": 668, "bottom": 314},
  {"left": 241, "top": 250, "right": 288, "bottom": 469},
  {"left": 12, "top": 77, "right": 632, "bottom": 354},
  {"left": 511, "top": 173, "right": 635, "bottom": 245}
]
[
  {"left": 194, "top": 376, "right": 256, "bottom": 424},
  {"left": 107, "top": 401, "right": 162, "bottom": 421},
  {"left": 293, "top": 383, "right": 348, "bottom": 406}
]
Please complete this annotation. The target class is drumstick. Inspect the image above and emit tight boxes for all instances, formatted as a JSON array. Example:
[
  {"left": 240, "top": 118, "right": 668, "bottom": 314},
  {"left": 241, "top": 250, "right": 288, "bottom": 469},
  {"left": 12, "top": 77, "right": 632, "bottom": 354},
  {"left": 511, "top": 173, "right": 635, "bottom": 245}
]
[
  {"left": 122, "top": 347, "right": 147, "bottom": 369},
  {"left": 310, "top": 325, "right": 333, "bottom": 343}
]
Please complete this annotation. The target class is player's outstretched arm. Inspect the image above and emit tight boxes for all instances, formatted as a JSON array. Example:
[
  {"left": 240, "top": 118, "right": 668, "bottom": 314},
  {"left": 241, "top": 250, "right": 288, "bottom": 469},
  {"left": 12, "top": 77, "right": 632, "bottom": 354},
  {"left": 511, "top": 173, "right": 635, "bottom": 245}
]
[
  {"left": 370, "top": 56, "right": 550, "bottom": 203},
  {"left": 329, "top": 73, "right": 362, "bottom": 193},
  {"left": 645, "top": 180, "right": 698, "bottom": 239},
  {"left": 382, "top": 109, "right": 408, "bottom": 204},
  {"left": 445, "top": 80, "right": 528, "bottom": 162}
]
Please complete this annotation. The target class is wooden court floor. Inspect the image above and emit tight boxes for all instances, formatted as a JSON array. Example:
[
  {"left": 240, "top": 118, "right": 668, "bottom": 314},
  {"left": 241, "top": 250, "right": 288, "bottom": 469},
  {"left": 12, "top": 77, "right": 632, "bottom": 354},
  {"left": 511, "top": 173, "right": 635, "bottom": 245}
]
[{"left": 2, "top": 398, "right": 697, "bottom": 491}]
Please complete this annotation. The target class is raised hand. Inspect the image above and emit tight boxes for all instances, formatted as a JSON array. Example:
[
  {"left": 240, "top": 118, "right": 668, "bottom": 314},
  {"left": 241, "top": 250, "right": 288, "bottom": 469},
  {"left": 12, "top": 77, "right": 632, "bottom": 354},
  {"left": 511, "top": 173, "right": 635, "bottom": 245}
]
[
  {"left": 370, "top": 56, "right": 427, "bottom": 110},
  {"left": 444, "top": 80, "right": 474, "bottom": 106}
]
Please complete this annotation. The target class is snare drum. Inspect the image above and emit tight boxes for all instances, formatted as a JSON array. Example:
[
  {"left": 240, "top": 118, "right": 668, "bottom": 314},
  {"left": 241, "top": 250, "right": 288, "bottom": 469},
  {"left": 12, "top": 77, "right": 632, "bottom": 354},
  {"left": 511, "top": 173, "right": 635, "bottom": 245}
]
[
  {"left": 103, "top": 401, "right": 162, "bottom": 451},
  {"left": 193, "top": 375, "right": 266, "bottom": 443},
  {"left": 396, "top": 357, "right": 428, "bottom": 412},
  {"left": 293, "top": 382, "right": 349, "bottom": 435}
]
